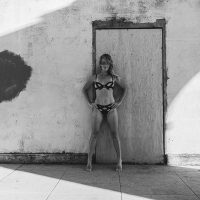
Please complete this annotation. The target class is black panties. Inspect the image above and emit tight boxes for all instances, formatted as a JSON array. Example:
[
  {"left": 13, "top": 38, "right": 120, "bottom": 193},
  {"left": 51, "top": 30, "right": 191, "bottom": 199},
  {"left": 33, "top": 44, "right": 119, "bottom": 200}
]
[{"left": 96, "top": 103, "right": 114, "bottom": 115}]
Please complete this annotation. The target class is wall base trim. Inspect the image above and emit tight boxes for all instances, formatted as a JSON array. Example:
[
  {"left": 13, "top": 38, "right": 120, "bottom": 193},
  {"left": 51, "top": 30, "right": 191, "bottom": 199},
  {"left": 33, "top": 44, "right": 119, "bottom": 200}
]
[
  {"left": 2, "top": 153, "right": 199, "bottom": 165},
  {"left": 0, "top": 153, "right": 87, "bottom": 164},
  {"left": 167, "top": 154, "right": 200, "bottom": 166}
]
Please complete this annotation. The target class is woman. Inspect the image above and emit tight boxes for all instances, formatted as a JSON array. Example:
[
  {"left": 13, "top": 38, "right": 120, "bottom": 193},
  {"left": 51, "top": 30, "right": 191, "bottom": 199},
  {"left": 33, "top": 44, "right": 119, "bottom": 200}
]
[{"left": 83, "top": 54, "right": 126, "bottom": 172}]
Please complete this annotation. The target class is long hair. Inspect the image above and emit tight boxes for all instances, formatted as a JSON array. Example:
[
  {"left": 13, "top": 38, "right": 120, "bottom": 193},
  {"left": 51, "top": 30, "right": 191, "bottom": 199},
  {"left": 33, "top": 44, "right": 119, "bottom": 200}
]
[{"left": 98, "top": 54, "right": 119, "bottom": 79}]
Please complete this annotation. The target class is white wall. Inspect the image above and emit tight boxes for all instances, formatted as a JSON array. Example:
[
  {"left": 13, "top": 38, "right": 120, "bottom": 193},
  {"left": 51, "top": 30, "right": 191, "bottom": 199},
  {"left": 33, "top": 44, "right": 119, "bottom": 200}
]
[
  {"left": 165, "top": 1, "right": 200, "bottom": 156},
  {"left": 0, "top": 0, "right": 200, "bottom": 159}
]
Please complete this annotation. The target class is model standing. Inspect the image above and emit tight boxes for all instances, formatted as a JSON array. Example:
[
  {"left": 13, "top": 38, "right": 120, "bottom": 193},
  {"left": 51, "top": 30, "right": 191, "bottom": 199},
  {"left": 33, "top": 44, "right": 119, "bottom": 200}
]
[{"left": 83, "top": 54, "right": 126, "bottom": 172}]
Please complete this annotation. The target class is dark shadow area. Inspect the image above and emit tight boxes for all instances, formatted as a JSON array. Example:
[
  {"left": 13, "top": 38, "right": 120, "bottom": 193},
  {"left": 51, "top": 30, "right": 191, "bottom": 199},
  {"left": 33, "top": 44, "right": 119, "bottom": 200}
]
[
  {"left": 0, "top": 0, "right": 198, "bottom": 105},
  {"left": 0, "top": 1, "right": 200, "bottom": 200},
  {"left": 0, "top": 50, "right": 32, "bottom": 103},
  {"left": 0, "top": 164, "right": 200, "bottom": 200},
  {"left": 0, "top": 0, "right": 199, "bottom": 159}
]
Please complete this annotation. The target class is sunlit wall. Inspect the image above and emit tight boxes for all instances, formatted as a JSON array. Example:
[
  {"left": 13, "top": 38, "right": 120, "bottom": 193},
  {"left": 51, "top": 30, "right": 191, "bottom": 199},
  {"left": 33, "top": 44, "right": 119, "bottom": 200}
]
[{"left": 0, "top": 0, "right": 200, "bottom": 164}]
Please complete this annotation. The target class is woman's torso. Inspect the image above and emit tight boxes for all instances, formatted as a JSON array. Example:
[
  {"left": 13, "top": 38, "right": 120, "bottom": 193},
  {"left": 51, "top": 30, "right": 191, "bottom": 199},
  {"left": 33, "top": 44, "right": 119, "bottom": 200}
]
[{"left": 94, "top": 74, "right": 115, "bottom": 105}]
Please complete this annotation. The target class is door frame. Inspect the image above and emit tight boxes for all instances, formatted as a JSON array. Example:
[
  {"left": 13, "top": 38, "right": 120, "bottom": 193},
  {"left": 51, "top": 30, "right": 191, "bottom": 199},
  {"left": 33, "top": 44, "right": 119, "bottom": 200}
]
[{"left": 92, "top": 18, "right": 167, "bottom": 164}]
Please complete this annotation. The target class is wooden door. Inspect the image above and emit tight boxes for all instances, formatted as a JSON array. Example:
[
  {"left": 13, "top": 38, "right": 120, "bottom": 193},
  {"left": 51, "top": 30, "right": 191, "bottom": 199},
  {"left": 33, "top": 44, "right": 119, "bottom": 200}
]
[{"left": 95, "top": 29, "right": 163, "bottom": 164}]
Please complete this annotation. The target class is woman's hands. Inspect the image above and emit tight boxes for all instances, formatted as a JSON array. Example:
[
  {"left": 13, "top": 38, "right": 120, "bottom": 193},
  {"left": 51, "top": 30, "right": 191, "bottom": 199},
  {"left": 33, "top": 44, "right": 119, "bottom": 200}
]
[
  {"left": 111, "top": 101, "right": 121, "bottom": 109},
  {"left": 88, "top": 102, "right": 98, "bottom": 109},
  {"left": 88, "top": 101, "right": 121, "bottom": 110}
]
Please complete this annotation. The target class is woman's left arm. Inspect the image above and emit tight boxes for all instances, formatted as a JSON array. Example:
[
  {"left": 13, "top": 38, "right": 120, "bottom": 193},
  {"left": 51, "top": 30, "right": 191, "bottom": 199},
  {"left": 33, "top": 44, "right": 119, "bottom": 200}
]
[{"left": 113, "top": 76, "right": 127, "bottom": 108}]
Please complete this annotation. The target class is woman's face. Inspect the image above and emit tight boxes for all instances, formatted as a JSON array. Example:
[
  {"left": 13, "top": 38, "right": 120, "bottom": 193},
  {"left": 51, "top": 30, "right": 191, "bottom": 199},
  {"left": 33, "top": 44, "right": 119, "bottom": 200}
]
[{"left": 100, "top": 58, "right": 110, "bottom": 72}]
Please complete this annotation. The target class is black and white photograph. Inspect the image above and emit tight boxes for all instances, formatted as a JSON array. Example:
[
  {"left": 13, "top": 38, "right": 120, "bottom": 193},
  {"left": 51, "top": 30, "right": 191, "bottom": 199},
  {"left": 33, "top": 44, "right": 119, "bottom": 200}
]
[{"left": 0, "top": 0, "right": 200, "bottom": 199}]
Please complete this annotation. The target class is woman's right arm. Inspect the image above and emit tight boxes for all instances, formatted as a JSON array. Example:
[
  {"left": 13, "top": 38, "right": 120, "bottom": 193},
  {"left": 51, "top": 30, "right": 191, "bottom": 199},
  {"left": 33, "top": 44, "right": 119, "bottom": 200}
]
[{"left": 82, "top": 75, "right": 95, "bottom": 105}]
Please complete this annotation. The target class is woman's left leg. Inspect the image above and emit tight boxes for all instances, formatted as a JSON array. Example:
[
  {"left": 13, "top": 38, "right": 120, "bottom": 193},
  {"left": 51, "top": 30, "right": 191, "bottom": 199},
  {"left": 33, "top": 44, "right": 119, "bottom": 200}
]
[{"left": 107, "top": 109, "right": 122, "bottom": 171}]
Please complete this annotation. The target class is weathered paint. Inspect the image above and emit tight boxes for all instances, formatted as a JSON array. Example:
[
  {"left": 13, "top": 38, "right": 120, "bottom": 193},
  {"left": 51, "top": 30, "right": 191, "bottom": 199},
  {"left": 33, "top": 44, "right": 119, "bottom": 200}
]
[
  {"left": 95, "top": 29, "right": 163, "bottom": 164},
  {"left": 93, "top": 17, "right": 168, "bottom": 166},
  {"left": 0, "top": 153, "right": 87, "bottom": 164},
  {"left": 0, "top": 0, "right": 199, "bottom": 165}
]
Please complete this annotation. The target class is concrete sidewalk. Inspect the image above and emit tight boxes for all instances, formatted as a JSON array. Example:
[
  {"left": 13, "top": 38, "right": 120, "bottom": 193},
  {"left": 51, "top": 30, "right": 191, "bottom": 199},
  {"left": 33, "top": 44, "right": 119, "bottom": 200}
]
[{"left": 0, "top": 164, "right": 200, "bottom": 200}]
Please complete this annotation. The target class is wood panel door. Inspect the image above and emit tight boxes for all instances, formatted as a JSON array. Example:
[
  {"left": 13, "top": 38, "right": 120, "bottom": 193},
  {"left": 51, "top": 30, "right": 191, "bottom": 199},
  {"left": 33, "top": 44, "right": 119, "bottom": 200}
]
[{"left": 95, "top": 29, "right": 164, "bottom": 164}]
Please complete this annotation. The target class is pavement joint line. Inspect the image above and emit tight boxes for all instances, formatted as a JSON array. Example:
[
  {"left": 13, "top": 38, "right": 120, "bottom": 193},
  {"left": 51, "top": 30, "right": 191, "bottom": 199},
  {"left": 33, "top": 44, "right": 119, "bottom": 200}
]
[
  {"left": 175, "top": 171, "right": 200, "bottom": 200},
  {"left": 0, "top": 164, "right": 23, "bottom": 182},
  {"left": 45, "top": 167, "right": 68, "bottom": 200},
  {"left": 118, "top": 171, "right": 123, "bottom": 200},
  {"left": 150, "top": 194, "right": 200, "bottom": 196}
]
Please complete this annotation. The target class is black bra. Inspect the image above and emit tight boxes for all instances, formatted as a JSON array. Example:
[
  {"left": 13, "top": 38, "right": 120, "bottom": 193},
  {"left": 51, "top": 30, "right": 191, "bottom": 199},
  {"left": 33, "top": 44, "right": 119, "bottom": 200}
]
[{"left": 94, "top": 75, "right": 114, "bottom": 90}]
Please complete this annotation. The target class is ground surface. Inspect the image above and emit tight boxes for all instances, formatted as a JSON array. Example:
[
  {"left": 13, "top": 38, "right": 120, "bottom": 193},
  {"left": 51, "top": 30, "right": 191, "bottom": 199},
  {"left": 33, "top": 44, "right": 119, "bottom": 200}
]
[{"left": 0, "top": 164, "right": 200, "bottom": 200}]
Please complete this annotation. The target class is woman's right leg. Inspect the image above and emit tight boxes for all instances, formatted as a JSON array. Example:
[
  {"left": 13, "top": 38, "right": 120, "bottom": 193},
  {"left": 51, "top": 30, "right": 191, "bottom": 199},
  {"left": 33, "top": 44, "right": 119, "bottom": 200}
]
[
  {"left": 86, "top": 107, "right": 103, "bottom": 171},
  {"left": 107, "top": 109, "right": 122, "bottom": 171}
]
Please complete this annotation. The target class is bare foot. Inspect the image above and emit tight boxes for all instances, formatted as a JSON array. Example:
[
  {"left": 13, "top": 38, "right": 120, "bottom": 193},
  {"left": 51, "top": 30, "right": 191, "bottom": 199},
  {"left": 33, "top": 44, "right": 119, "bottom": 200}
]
[
  {"left": 86, "top": 164, "right": 92, "bottom": 172},
  {"left": 116, "top": 160, "right": 122, "bottom": 172}
]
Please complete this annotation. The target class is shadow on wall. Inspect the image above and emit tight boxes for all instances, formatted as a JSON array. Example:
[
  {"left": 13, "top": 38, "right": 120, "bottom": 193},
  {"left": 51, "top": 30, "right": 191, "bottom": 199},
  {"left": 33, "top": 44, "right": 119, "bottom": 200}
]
[
  {"left": 0, "top": 0, "right": 200, "bottom": 157},
  {"left": 0, "top": 50, "right": 32, "bottom": 103},
  {"left": 0, "top": 0, "right": 199, "bottom": 105},
  {"left": 0, "top": 0, "right": 83, "bottom": 104},
  {"left": 0, "top": 0, "right": 95, "bottom": 103}
]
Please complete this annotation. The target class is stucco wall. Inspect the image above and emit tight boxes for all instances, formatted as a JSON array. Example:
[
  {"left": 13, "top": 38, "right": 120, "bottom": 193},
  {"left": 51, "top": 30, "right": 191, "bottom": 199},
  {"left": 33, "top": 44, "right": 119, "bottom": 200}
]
[{"left": 0, "top": 0, "right": 200, "bottom": 161}]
